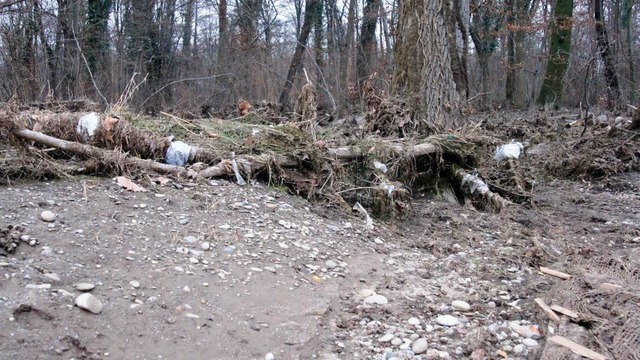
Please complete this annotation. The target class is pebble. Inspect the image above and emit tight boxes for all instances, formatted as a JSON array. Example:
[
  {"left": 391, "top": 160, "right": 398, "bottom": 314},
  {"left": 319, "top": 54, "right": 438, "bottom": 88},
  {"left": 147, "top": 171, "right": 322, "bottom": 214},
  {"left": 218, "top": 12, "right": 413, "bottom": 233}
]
[
  {"left": 391, "top": 338, "right": 403, "bottom": 346},
  {"left": 522, "top": 338, "right": 538, "bottom": 347},
  {"left": 359, "top": 289, "right": 376, "bottom": 297},
  {"left": 436, "top": 315, "right": 460, "bottom": 326},
  {"left": 40, "top": 210, "right": 56, "bottom": 222},
  {"left": 378, "top": 334, "right": 394, "bottom": 343},
  {"left": 130, "top": 280, "right": 140, "bottom": 289},
  {"left": 411, "top": 338, "right": 429, "bottom": 354},
  {"left": 364, "top": 294, "right": 388, "bottom": 305},
  {"left": 264, "top": 266, "right": 277, "bottom": 273},
  {"left": 408, "top": 317, "right": 421, "bottom": 325},
  {"left": 40, "top": 247, "right": 53, "bottom": 257},
  {"left": 179, "top": 219, "right": 189, "bottom": 225},
  {"left": 26, "top": 283, "right": 51, "bottom": 290},
  {"left": 183, "top": 236, "right": 197, "bottom": 243},
  {"left": 510, "top": 323, "right": 541, "bottom": 339},
  {"left": 74, "top": 283, "right": 96, "bottom": 291},
  {"left": 75, "top": 293, "right": 103, "bottom": 314},
  {"left": 513, "top": 344, "right": 525, "bottom": 354},
  {"left": 20, "top": 235, "right": 30, "bottom": 242},
  {"left": 325, "top": 260, "right": 338, "bottom": 269},
  {"left": 44, "top": 273, "right": 61, "bottom": 283},
  {"left": 265, "top": 353, "right": 275, "bottom": 360},
  {"left": 451, "top": 300, "right": 471, "bottom": 311},
  {"left": 200, "top": 242, "right": 211, "bottom": 250}
]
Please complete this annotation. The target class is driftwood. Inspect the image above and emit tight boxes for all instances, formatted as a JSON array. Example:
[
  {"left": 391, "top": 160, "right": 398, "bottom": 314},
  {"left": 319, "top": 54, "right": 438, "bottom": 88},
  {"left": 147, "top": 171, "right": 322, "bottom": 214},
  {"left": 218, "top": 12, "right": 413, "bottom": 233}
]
[
  {"left": 329, "top": 142, "right": 438, "bottom": 159},
  {"left": 15, "top": 129, "right": 183, "bottom": 175}
]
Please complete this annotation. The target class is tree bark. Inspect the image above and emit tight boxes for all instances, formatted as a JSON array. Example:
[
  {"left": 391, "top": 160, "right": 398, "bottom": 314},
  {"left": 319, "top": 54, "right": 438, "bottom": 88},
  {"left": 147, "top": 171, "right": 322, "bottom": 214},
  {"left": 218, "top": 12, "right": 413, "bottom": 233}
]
[
  {"left": 392, "top": 0, "right": 461, "bottom": 129},
  {"left": 537, "top": 0, "right": 574, "bottom": 105},
  {"left": 278, "top": 0, "right": 317, "bottom": 110},
  {"left": 594, "top": 0, "right": 620, "bottom": 109},
  {"left": 357, "top": 0, "right": 380, "bottom": 87}
]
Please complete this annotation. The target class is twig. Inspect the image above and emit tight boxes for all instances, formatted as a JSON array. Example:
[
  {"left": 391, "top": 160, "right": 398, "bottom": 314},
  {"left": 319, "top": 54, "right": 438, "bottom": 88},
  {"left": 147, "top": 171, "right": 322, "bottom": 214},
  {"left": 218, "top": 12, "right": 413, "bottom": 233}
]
[{"left": 140, "top": 74, "right": 233, "bottom": 109}]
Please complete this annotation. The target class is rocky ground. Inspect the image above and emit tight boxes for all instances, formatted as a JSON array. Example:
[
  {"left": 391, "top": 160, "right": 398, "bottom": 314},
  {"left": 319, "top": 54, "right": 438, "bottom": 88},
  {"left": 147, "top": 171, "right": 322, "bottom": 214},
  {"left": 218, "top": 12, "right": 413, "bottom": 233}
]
[{"left": 0, "top": 173, "right": 638, "bottom": 360}]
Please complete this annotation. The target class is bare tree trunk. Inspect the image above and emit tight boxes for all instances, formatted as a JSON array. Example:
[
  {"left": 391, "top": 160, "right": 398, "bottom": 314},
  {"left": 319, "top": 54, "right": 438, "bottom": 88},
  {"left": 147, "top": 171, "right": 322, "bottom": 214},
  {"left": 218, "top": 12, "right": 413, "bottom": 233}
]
[
  {"left": 537, "top": 0, "right": 574, "bottom": 105},
  {"left": 594, "top": 0, "right": 620, "bottom": 109},
  {"left": 279, "top": 0, "right": 318, "bottom": 110},
  {"left": 357, "top": 0, "right": 380, "bottom": 87},
  {"left": 393, "top": 0, "right": 461, "bottom": 129}
]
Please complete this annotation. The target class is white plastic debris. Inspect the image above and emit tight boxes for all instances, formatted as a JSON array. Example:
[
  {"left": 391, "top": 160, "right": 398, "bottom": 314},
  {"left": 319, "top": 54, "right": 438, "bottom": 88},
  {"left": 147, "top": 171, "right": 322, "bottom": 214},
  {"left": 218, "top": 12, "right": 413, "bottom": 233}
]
[
  {"left": 231, "top": 152, "right": 246, "bottom": 186},
  {"left": 373, "top": 161, "right": 388, "bottom": 174},
  {"left": 494, "top": 142, "right": 524, "bottom": 162},
  {"left": 165, "top": 141, "right": 192, "bottom": 166},
  {"left": 461, "top": 174, "right": 490, "bottom": 195},
  {"left": 353, "top": 202, "right": 374, "bottom": 230},
  {"left": 76, "top": 112, "right": 100, "bottom": 141},
  {"left": 381, "top": 182, "right": 395, "bottom": 196}
]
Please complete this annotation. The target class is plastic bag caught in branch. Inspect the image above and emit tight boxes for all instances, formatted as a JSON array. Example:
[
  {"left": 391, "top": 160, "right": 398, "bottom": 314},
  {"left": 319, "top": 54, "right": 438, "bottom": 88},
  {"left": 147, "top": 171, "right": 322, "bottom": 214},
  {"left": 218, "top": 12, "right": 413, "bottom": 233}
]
[
  {"left": 76, "top": 112, "right": 99, "bottom": 142},
  {"left": 353, "top": 202, "right": 374, "bottom": 230},
  {"left": 231, "top": 152, "right": 246, "bottom": 186}
]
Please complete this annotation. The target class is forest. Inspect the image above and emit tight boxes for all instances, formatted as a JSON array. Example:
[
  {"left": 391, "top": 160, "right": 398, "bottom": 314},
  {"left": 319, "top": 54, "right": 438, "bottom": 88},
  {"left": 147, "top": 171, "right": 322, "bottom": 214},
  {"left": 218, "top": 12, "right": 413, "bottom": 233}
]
[{"left": 0, "top": 0, "right": 636, "bottom": 116}]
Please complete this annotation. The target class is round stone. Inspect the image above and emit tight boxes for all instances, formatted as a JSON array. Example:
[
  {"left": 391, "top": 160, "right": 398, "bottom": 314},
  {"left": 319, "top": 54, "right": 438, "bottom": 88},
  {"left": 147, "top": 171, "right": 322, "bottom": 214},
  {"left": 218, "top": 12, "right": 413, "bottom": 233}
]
[
  {"left": 40, "top": 210, "right": 56, "bottom": 222},
  {"left": 74, "top": 283, "right": 96, "bottom": 291},
  {"left": 408, "top": 317, "right": 421, "bottom": 325},
  {"left": 411, "top": 338, "right": 429, "bottom": 354},
  {"left": 522, "top": 338, "right": 538, "bottom": 347},
  {"left": 378, "top": 334, "right": 394, "bottom": 343},
  {"left": 75, "top": 293, "right": 103, "bottom": 314},
  {"left": 200, "top": 242, "right": 211, "bottom": 250},
  {"left": 451, "top": 300, "right": 471, "bottom": 311},
  {"left": 436, "top": 315, "right": 460, "bottom": 326},
  {"left": 364, "top": 294, "right": 388, "bottom": 305},
  {"left": 130, "top": 280, "right": 140, "bottom": 288}
]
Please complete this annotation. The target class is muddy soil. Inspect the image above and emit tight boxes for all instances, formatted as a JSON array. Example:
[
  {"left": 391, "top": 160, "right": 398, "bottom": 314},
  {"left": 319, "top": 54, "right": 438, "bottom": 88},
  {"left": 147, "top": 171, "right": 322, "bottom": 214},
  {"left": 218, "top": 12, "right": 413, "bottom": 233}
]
[{"left": 0, "top": 173, "right": 638, "bottom": 360}]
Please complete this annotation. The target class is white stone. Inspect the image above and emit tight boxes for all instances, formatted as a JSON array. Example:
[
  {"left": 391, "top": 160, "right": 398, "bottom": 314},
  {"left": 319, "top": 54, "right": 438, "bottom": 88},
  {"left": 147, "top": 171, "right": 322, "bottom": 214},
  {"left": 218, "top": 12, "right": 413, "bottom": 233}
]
[
  {"left": 75, "top": 293, "right": 103, "bottom": 314},
  {"left": 265, "top": 353, "right": 275, "bottom": 360},
  {"left": 200, "top": 242, "right": 211, "bottom": 250},
  {"left": 364, "top": 294, "right": 388, "bottom": 305},
  {"left": 522, "top": 338, "right": 538, "bottom": 347},
  {"left": 411, "top": 338, "right": 429, "bottom": 354},
  {"left": 26, "top": 283, "right": 51, "bottom": 290},
  {"left": 74, "top": 283, "right": 95, "bottom": 291},
  {"left": 408, "top": 317, "right": 421, "bottom": 326},
  {"left": 436, "top": 315, "right": 460, "bottom": 326},
  {"left": 451, "top": 300, "right": 470, "bottom": 311},
  {"left": 378, "top": 334, "right": 394, "bottom": 343},
  {"left": 44, "top": 273, "right": 61, "bottom": 282},
  {"left": 183, "top": 236, "right": 198, "bottom": 243},
  {"left": 40, "top": 211, "right": 56, "bottom": 222},
  {"left": 130, "top": 280, "right": 140, "bottom": 288},
  {"left": 513, "top": 344, "right": 525, "bottom": 354},
  {"left": 325, "top": 260, "right": 338, "bottom": 269}
]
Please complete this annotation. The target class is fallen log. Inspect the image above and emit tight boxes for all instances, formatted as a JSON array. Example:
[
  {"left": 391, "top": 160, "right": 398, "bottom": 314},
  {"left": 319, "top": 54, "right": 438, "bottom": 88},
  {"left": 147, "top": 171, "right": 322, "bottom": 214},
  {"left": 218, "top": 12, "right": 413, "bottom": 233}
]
[
  {"left": 15, "top": 129, "right": 184, "bottom": 175},
  {"left": 328, "top": 141, "right": 438, "bottom": 159}
]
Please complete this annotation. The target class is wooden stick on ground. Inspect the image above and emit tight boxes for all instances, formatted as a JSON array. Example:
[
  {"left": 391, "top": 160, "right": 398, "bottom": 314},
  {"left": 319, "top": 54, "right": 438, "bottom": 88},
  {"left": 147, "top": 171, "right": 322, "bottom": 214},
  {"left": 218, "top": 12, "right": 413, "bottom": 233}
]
[
  {"left": 548, "top": 335, "right": 609, "bottom": 360},
  {"left": 534, "top": 298, "right": 561, "bottom": 322},
  {"left": 540, "top": 267, "right": 572, "bottom": 280}
]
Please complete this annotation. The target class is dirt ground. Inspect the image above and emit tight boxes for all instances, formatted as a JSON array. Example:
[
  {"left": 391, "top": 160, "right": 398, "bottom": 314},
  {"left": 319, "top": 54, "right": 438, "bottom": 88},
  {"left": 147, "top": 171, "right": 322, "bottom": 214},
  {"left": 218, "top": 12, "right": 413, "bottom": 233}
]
[{"left": 0, "top": 170, "right": 638, "bottom": 359}]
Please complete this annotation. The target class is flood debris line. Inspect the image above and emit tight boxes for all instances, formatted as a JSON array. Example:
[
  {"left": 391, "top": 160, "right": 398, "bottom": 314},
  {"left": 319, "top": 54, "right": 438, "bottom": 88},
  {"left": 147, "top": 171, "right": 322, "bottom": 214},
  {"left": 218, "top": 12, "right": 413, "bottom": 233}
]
[{"left": 1, "top": 108, "right": 497, "bottom": 219}]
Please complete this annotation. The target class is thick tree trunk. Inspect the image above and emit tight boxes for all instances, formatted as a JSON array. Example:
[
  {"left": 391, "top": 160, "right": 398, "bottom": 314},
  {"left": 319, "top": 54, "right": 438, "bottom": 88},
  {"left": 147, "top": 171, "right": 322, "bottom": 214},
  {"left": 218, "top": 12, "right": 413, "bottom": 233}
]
[
  {"left": 357, "top": 0, "right": 380, "bottom": 87},
  {"left": 279, "top": 0, "right": 317, "bottom": 110},
  {"left": 594, "top": 0, "right": 620, "bottom": 109},
  {"left": 537, "top": 0, "right": 574, "bottom": 105},
  {"left": 393, "top": 0, "right": 461, "bottom": 129}
]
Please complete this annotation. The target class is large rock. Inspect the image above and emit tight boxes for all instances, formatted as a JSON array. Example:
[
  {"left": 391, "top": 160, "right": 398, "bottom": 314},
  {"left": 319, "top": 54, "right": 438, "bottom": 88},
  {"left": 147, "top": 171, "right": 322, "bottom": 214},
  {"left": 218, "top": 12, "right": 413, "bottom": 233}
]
[{"left": 76, "top": 293, "right": 103, "bottom": 314}]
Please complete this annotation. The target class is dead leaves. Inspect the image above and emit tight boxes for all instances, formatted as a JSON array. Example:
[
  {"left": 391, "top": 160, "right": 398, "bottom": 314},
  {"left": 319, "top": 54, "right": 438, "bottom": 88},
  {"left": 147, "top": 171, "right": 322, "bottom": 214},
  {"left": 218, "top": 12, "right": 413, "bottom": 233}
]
[
  {"left": 115, "top": 176, "right": 147, "bottom": 192},
  {"left": 104, "top": 115, "right": 119, "bottom": 142}
]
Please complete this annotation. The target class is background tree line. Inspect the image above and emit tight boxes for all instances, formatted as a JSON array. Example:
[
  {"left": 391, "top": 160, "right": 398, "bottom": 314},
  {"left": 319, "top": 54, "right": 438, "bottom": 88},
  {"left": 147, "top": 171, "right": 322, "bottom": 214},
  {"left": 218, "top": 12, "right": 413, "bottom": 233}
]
[{"left": 0, "top": 0, "right": 637, "bottom": 117}]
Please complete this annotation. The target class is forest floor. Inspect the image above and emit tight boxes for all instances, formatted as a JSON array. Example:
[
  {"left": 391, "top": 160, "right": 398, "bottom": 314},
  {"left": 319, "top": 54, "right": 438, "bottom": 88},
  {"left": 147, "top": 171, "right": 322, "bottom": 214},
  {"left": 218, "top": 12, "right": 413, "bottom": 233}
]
[
  {"left": 0, "top": 171, "right": 638, "bottom": 360},
  {"left": 1, "top": 105, "right": 640, "bottom": 360}
]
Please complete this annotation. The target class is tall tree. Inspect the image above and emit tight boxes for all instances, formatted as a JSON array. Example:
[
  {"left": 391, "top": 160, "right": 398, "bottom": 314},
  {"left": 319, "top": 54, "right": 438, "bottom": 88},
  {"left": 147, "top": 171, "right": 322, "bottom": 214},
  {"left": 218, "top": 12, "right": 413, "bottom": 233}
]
[
  {"left": 393, "top": 0, "right": 461, "bottom": 129},
  {"left": 279, "top": 0, "right": 318, "bottom": 109},
  {"left": 537, "top": 0, "right": 574, "bottom": 105},
  {"left": 84, "top": 0, "right": 112, "bottom": 74},
  {"left": 357, "top": 0, "right": 380, "bottom": 86},
  {"left": 594, "top": 0, "right": 619, "bottom": 108},
  {"left": 470, "top": 0, "right": 502, "bottom": 107}
]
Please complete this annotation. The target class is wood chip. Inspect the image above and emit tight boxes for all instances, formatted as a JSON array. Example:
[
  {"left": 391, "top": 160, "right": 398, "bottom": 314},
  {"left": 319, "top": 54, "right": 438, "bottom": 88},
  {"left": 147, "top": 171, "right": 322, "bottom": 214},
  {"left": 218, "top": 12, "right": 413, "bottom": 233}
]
[
  {"left": 534, "top": 298, "right": 560, "bottom": 322},
  {"left": 539, "top": 267, "right": 572, "bottom": 280},
  {"left": 549, "top": 335, "right": 609, "bottom": 360},
  {"left": 550, "top": 304, "right": 578, "bottom": 318}
]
